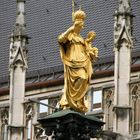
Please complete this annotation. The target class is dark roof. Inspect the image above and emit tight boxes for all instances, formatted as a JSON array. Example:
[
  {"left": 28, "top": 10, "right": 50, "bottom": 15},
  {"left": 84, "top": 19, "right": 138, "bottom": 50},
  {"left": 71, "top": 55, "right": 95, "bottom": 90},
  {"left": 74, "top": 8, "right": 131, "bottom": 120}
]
[
  {"left": 38, "top": 109, "right": 104, "bottom": 125},
  {"left": 0, "top": 0, "right": 140, "bottom": 79}
]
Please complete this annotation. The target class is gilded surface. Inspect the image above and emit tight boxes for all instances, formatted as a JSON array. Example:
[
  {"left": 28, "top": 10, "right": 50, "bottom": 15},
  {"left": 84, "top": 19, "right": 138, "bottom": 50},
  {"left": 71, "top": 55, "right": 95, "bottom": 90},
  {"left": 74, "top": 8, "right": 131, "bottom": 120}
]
[{"left": 58, "top": 10, "right": 98, "bottom": 113}]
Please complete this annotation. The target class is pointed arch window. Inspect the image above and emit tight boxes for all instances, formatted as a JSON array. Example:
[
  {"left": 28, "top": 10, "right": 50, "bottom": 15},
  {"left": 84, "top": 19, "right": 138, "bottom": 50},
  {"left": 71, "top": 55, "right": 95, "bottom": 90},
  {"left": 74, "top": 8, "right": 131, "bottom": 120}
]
[
  {"left": 0, "top": 108, "right": 8, "bottom": 140},
  {"left": 103, "top": 88, "right": 114, "bottom": 131},
  {"left": 131, "top": 84, "right": 140, "bottom": 132},
  {"left": 25, "top": 104, "right": 34, "bottom": 140}
]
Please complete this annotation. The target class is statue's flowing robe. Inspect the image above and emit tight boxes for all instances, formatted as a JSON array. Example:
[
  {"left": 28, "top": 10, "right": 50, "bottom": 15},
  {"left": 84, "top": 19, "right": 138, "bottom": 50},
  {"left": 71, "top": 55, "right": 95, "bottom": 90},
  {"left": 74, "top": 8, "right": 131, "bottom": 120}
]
[{"left": 58, "top": 32, "right": 93, "bottom": 113}]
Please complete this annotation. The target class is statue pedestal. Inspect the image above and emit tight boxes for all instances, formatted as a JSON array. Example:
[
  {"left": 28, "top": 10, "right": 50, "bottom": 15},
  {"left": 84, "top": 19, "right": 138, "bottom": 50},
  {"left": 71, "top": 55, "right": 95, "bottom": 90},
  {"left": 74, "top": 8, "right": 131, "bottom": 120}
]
[{"left": 38, "top": 109, "right": 104, "bottom": 140}]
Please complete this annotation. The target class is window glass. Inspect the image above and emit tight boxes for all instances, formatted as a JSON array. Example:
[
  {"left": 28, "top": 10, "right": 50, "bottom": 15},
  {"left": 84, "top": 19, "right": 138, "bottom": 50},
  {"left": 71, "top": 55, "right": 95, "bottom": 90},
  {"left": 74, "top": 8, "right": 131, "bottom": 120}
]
[
  {"left": 39, "top": 99, "right": 48, "bottom": 113},
  {"left": 93, "top": 90, "right": 102, "bottom": 103},
  {"left": 92, "top": 90, "right": 102, "bottom": 111}
]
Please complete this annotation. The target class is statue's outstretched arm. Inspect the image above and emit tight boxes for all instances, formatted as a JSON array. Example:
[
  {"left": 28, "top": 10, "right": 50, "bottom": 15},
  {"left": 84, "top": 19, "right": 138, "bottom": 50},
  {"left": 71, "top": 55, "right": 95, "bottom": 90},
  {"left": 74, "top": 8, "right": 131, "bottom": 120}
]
[{"left": 58, "top": 25, "right": 74, "bottom": 43}]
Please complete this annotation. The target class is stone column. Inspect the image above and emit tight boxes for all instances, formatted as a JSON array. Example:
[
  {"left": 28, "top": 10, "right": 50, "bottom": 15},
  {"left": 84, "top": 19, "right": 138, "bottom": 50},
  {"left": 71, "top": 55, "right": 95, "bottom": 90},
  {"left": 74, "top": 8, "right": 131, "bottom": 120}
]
[
  {"left": 8, "top": 0, "right": 29, "bottom": 140},
  {"left": 113, "top": 0, "right": 133, "bottom": 136}
]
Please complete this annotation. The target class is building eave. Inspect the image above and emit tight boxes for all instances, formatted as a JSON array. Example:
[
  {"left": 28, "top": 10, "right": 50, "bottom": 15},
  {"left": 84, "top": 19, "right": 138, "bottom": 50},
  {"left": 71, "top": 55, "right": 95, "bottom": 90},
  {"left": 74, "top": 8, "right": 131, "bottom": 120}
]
[{"left": 0, "top": 64, "right": 140, "bottom": 96}]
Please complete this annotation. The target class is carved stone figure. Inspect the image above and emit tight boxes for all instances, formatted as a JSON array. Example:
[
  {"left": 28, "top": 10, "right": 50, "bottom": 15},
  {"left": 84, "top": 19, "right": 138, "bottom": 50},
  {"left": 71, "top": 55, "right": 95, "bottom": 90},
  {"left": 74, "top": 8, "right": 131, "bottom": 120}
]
[{"left": 58, "top": 9, "right": 98, "bottom": 113}]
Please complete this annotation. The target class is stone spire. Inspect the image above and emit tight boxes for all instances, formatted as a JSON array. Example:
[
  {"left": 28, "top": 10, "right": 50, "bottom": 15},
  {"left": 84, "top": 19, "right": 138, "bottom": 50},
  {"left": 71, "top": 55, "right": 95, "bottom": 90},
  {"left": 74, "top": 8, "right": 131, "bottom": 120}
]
[
  {"left": 113, "top": 0, "right": 133, "bottom": 137},
  {"left": 8, "top": 0, "right": 29, "bottom": 140},
  {"left": 114, "top": 0, "right": 133, "bottom": 48},
  {"left": 9, "top": 0, "right": 29, "bottom": 69}
]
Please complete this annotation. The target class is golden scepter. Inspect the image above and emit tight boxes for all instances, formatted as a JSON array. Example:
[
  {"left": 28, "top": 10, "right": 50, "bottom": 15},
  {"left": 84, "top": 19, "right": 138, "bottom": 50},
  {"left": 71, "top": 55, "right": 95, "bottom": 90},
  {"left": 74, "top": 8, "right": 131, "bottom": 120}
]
[
  {"left": 72, "top": 0, "right": 82, "bottom": 21},
  {"left": 72, "top": 0, "right": 75, "bottom": 21}
]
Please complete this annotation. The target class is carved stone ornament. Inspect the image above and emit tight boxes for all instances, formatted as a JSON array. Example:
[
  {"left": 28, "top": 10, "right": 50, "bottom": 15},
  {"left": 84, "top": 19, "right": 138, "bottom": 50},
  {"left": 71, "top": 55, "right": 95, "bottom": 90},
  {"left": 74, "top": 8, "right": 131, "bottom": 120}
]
[
  {"left": 104, "top": 88, "right": 114, "bottom": 107},
  {"left": 9, "top": 41, "right": 28, "bottom": 70},
  {"left": 118, "top": 0, "right": 131, "bottom": 13},
  {"left": 0, "top": 108, "right": 9, "bottom": 125},
  {"left": 114, "top": 19, "right": 133, "bottom": 49},
  {"left": 131, "top": 83, "right": 140, "bottom": 101},
  {"left": 34, "top": 125, "right": 49, "bottom": 140},
  {"left": 38, "top": 109, "right": 104, "bottom": 140},
  {"left": 25, "top": 103, "right": 34, "bottom": 121}
]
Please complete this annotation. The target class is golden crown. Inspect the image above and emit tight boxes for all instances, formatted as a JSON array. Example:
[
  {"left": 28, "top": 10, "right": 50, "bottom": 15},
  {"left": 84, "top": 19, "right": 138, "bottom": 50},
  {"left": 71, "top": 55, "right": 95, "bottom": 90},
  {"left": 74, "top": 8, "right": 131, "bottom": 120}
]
[{"left": 73, "top": 9, "right": 86, "bottom": 21}]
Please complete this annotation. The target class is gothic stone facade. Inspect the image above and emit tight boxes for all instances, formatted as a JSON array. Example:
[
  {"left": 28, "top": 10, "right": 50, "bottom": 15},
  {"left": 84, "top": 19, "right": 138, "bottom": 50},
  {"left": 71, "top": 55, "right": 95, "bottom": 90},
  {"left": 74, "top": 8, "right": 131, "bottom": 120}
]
[{"left": 0, "top": 72, "right": 140, "bottom": 140}]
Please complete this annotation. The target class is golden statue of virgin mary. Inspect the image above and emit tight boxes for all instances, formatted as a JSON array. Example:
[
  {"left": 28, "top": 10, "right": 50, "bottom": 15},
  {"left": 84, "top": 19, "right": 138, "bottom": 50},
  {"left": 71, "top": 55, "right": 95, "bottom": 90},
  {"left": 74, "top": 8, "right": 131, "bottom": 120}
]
[{"left": 58, "top": 9, "right": 98, "bottom": 113}]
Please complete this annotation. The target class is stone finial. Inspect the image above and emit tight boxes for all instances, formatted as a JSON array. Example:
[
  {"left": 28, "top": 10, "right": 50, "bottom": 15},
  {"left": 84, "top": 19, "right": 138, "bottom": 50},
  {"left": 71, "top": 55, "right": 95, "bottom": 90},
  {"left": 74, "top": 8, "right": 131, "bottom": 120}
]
[
  {"left": 118, "top": 0, "right": 131, "bottom": 13},
  {"left": 114, "top": 0, "right": 133, "bottom": 49}
]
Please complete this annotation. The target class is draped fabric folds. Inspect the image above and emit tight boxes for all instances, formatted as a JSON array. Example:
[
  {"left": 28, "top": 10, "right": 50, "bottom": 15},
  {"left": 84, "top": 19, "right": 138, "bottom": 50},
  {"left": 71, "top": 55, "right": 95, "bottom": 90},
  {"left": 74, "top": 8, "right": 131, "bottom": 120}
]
[{"left": 58, "top": 32, "right": 94, "bottom": 113}]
